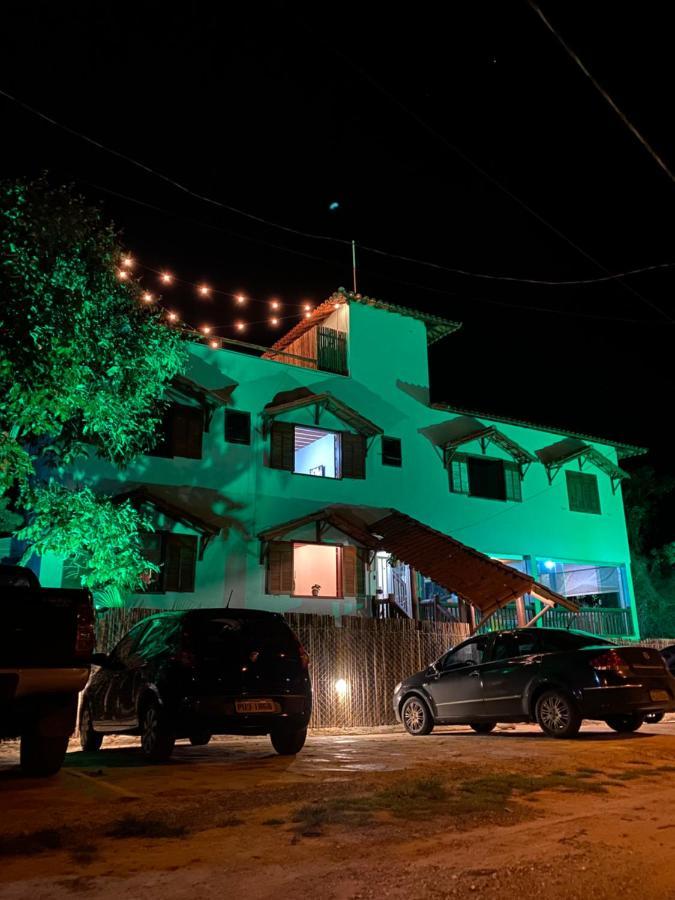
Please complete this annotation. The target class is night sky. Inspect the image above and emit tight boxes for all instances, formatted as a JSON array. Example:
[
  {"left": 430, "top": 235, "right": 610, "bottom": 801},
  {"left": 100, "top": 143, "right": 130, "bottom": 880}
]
[{"left": 2, "top": 2, "right": 673, "bottom": 470}]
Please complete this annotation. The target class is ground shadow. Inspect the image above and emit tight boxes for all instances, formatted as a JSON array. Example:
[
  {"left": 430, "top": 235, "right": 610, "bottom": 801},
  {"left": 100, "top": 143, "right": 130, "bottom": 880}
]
[{"left": 427, "top": 728, "right": 653, "bottom": 742}]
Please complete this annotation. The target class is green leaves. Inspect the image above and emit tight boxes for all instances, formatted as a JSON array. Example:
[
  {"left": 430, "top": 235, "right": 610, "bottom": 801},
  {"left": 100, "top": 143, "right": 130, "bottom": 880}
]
[{"left": 0, "top": 177, "right": 188, "bottom": 598}]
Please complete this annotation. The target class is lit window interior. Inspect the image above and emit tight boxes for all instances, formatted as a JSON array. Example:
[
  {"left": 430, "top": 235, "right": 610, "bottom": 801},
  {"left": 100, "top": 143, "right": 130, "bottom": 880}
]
[
  {"left": 536, "top": 559, "right": 626, "bottom": 608},
  {"left": 294, "top": 426, "right": 340, "bottom": 478},
  {"left": 293, "top": 542, "right": 340, "bottom": 597}
]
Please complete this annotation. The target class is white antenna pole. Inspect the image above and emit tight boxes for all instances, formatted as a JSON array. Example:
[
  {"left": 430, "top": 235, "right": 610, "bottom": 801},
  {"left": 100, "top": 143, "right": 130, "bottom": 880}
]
[{"left": 351, "top": 240, "right": 357, "bottom": 293}]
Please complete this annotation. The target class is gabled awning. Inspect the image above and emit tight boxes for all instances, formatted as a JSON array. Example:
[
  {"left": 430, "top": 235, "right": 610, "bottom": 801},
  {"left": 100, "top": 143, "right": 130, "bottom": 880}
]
[
  {"left": 262, "top": 387, "right": 382, "bottom": 437},
  {"left": 168, "top": 374, "right": 238, "bottom": 430},
  {"left": 536, "top": 438, "right": 629, "bottom": 493},
  {"left": 114, "top": 485, "right": 226, "bottom": 558},
  {"left": 443, "top": 425, "right": 537, "bottom": 468},
  {"left": 258, "top": 504, "right": 577, "bottom": 615}
]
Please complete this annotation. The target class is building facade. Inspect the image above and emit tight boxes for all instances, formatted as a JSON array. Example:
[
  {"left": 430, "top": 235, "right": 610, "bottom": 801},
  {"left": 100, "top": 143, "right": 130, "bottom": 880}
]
[{"left": 36, "top": 290, "right": 644, "bottom": 637}]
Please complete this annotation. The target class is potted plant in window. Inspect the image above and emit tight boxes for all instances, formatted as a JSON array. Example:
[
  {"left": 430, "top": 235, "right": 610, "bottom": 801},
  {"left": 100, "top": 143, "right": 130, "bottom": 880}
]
[{"left": 311, "top": 584, "right": 321, "bottom": 596}]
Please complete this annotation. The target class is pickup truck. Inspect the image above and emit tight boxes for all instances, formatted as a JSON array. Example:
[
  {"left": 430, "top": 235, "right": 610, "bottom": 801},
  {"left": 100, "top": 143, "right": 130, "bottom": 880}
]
[{"left": 0, "top": 565, "right": 95, "bottom": 775}]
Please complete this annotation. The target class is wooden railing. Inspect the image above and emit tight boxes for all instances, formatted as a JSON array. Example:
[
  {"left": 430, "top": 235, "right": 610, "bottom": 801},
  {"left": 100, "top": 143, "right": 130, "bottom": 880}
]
[
  {"left": 317, "top": 326, "right": 348, "bottom": 375},
  {"left": 542, "top": 607, "right": 634, "bottom": 637},
  {"left": 372, "top": 593, "right": 410, "bottom": 619}
]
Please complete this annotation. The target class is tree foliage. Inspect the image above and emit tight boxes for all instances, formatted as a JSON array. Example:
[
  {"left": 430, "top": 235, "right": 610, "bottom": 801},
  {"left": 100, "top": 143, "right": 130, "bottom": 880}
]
[{"left": 0, "top": 177, "right": 187, "bottom": 596}]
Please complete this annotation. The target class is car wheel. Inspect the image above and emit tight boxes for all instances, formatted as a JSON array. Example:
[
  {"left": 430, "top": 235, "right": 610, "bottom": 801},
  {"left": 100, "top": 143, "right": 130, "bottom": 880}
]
[
  {"left": 469, "top": 722, "right": 497, "bottom": 734},
  {"left": 79, "top": 705, "right": 103, "bottom": 752},
  {"left": 140, "top": 699, "right": 176, "bottom": 762},
  {"left": 401, "top": 696, "right": 434, "bottom": 736},
  {"left": 644, "top": 711, "right": 665, "bottom": 724},
  {"left": 535, "top": 689, "right": 581, "bottom": 739},
  {"left": 20, "top": 734, "right": 69, "bottom": 777},
  {"left": 189, "top": 732, "right": 212, "bottom": 746},
  {"left": 605, "top": 713, "right": 645, "bottom": 733},
  {"left": 270, "top": 726, "right": 307, "bottom": 755}
]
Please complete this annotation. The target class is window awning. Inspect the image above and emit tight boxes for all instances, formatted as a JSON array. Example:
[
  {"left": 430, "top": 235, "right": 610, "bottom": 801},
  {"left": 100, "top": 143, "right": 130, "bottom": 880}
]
[
  {"left": 114, "top": 485, "right": 228, "bottom": 558},
  {"left": 536, "top": 438, "right": 629, "bottom": 492},
  {"left": 443, "top": 425, "right": 537, "bottom": 468},
  {"left": 262, "top": 388, "right": 382, "bottom": 437},
  {"left": 258, "top": 504, "right": 577, "bottom": 615},
  {"left": 167, "top": 374, "right": 238, "bottom": 430}
]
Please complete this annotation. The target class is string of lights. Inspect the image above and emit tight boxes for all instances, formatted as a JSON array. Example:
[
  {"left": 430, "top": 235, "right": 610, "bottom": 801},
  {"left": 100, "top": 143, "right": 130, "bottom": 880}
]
[{"left": 116, "top": 254, "right": 315, "bottom": 340}]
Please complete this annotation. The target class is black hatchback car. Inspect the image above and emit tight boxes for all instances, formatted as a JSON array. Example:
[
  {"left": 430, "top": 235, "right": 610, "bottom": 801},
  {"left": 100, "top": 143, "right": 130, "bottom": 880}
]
[
  {"left": 394, "top": 628, "right": 675, "bottom": 739},
  {"left": 80, "top": 609, "right": 312, "bottom": 761}
]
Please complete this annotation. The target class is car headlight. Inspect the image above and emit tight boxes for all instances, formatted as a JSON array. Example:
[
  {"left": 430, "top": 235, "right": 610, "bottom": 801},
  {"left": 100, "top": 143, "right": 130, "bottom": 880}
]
[{"left": 394, "top": 682, "right": 402, "bottom": 694}]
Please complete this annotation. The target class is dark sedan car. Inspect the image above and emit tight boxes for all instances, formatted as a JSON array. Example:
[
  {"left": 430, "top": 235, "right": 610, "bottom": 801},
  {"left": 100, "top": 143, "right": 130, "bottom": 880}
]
[
  {"left": 394, "top": 628, "right": 675, "bottom": 739},
  {"left": 79, "top": 609, "right": 312, "bottom": 761}
]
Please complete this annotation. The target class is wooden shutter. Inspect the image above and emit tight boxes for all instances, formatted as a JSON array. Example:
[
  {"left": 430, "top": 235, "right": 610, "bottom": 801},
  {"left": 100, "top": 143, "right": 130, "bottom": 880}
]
[
  {"left": 341, "top": 432, "right": 366, "bottom": 479},
  {"left": 448, "top": 454, "right": 469, "bottom": 494},
  {"left": 504, "top": 462, "right": 522, "bottom": 502},
  {"left": 269, "top": 421, "right": 295, "bottom": 470},
  {"left": 147, "top": 408, "right": 173, "bottom": 458},
  {"left": 171, "top": 405, "right": 204, "bottom": 459},
  {"left": 225, "top": 410, "right": 251, "bottom": 445},
  {"left": 267, "top": 541, "right": 294, "bottom": 594},
  {"left": 567, "top": 471, "right": 600, "bottom": 514},
  {"left": 355, "top": 548, "right": 367, "bottom": 597},
  {"left": 164, "top": 534, "right": 198, "bottom": 592},
  {"left": 342, "top": 545, "right": 357, "bottom": 597}
]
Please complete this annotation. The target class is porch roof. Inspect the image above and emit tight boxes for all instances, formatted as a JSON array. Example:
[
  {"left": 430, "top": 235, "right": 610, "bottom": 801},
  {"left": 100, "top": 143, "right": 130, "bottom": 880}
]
[
  {"left": 258, "top": 504, "right": 577, "bottom": 615},
  {"left": 114, "top": 485, "right": 225, "bottom": 537},
  {"left": 262, "top": 387, "right": 382, "bottom": 437}
]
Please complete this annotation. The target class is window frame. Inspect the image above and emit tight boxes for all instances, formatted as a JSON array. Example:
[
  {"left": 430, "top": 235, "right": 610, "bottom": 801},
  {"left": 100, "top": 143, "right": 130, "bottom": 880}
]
[
  {"left": 224, "top": 409, "right": 251, "bottom": 446},
  {"left": 566, "top": 470, "right": 601, "bottom": 514},
  {"left": 268, "top": 421, "right": 367, "bottom": 480},
  {"left": 140, "top": 531, "right": 199, "bottom": 594},
  {"left": 381, "top": 436, "right": 402, "bottom": 467},
  {"left": 265, "top": 539, "right": 365, "bottom": 599},
  {"left": 448, "top": 452, "right": 522, "bottom": 502},
  {"left": 147, "top": 401, "right": 204, "bottom": 460}
]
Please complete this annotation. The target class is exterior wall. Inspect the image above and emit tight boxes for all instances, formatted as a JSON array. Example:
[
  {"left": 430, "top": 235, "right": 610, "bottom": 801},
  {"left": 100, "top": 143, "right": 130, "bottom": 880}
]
[{"left": 41, "top": 299, "right": 638, "bottom": 632}]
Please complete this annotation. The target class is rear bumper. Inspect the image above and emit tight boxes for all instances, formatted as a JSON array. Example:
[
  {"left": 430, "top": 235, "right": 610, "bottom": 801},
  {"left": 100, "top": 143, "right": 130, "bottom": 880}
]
[
  {"left": 174, "top": 693, "right": 311, "bottom": 735},
  {"left": 0, "top": 667, "right": 90, "bottom": 698},
  {"left": 581, "top": 680, "right": 675, "bottom": 718}
]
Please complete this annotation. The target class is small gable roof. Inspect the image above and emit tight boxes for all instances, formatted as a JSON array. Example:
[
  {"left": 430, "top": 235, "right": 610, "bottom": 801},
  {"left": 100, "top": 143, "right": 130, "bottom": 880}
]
[{"left": 262, "top": 387, "right": 382, "bottom": 437}]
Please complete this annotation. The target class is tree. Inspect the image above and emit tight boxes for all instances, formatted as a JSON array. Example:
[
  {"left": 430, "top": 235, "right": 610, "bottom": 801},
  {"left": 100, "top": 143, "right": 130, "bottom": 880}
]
[
  {"left": 0, "top": 176, "right": 187, "bottom": 603},
  {"left": 623, "top": 465, "right": 675, "bottom": 637}
]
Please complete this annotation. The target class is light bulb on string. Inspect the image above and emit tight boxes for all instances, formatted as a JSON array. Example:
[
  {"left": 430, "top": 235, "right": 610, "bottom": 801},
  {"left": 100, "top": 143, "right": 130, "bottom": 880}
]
[
  {"left": 270, "top": 300, "right": 280, "bottom": 310},
  {"left": 121, "top": 255, "right": 134, "bottom": 269},
  {"left": 236, "top": 294, "right": 246, "bottom": 304},
  {"left": 168, "top": 311, "right": 178, "bottom": 322},
  {"left": 304, "top": 312, "right": 312, "bottom": 319},
  {"left": 201, "top": 325, "right": 212, "bottom": 335},
  {"left": 235, "top": 321, "right": 245, "bottom": 332},
  {"left": 198, "top": 284, "right": 211, "bottom": 297},
  {"left": 304, "top": 303, "right": 312, "bottom": 311},
  {"left": 142, "top": 292, "right": 153, "bottom": 302},
  {"left": 117, "top": 269, "right": 129, "bottom": 280},
  {"left": 209, "top": 339, "right": 219, "bottom": 349},
  {"left": 270, "top": 317, "right": 279, "bottom": 326},
  {"left": 161, "top": 272, "right": 174, "bottom": 285}
]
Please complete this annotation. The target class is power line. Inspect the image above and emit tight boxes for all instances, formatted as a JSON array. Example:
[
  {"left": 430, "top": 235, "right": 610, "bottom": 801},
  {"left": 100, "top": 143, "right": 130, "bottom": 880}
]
[
  {"left": 527, "top": 0, "right": 675, "bottom": 186},
  {"left": 294, "top": 14, "right": 675, "bottom": 324},
  {"left": 3, "top": 85, "right": 675, "bottom": 302}
]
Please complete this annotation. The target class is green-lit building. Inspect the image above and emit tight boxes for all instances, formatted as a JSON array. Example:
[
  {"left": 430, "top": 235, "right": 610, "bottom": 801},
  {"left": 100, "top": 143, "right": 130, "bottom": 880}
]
[{"left": 36, "top": 289, "right": 645, "bottom": 637}]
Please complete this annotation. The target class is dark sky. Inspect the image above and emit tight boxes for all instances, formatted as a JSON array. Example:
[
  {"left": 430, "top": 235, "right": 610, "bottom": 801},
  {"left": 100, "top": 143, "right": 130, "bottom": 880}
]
[{"left": 2, "top": 1, "right": 673, "bottom": 470}]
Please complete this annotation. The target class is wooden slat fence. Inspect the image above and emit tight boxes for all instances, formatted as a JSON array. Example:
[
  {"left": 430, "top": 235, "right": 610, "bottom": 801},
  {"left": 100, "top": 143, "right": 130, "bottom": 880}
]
[{"left": 94, "top": 610, "right": 469, "bottom": 727}]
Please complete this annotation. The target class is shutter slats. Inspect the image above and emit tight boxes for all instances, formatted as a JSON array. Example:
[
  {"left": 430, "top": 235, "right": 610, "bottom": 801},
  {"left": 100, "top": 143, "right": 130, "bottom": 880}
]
[
  {"left": 267, "top": 541, "right": 294, "bottom": 594},
  {"left": 341, "top": 432, "right": 366, "bottom": 479},
  {"left": 270, "top": 422, "right": 295, "bottom": 470},
  {"left": 164, "top": 534, "right": 198, "bottom": 592},
  {"left": 342, "top": 545, "right": 357, "bottom": 597}
]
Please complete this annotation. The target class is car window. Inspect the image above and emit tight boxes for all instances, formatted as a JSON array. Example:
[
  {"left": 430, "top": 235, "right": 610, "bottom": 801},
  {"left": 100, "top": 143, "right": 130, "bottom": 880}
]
[
  {"left": 443, "top": 635, "right": 490, "bottom": 669},
  {"left": 515, "top": 632, "right": 540, "bottom": 656},
  {"left": 536, "top": 630, "right": 613, "bottom": 653},
  {"left": 491, "top": 634, "right": 519, "bottom": 661},
  {"left": 110, "top": 621, "right": 150, "bottom": 666}
]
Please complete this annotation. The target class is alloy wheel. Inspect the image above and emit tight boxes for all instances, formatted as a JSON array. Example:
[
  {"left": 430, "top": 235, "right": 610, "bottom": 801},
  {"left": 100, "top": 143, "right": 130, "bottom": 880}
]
[
  {"left": 539, "top": 695, "right": 570, "bottom": 732},
  {"left": 403, "top": 699, "right": 426, "bottom": 734}
]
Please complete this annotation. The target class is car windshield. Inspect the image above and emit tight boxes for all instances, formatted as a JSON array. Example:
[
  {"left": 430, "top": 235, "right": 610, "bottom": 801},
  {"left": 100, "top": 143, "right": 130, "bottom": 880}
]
[{"left": 185, "top": 614, "right": 297, "bottom": 656}]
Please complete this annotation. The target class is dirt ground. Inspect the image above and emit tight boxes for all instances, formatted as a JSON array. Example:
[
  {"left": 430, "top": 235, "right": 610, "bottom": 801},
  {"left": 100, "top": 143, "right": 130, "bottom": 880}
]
[{"left": 1, "top": 719, "right": 675, "bottom": 900}]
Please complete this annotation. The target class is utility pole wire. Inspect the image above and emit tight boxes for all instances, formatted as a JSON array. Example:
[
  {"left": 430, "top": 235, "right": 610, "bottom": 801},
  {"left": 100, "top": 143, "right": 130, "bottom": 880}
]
[{"left": 527, "top": 0, "right": 675, "bottom": 186}]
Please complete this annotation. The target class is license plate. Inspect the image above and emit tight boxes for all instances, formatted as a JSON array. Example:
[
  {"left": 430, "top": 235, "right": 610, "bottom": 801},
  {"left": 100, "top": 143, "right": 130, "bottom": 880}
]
[
  {"left": 650, "top": 690, "right": 669, "bottom": 702},
  {"left": 235, "top": 699, "right": 277, "bottom": 714}
]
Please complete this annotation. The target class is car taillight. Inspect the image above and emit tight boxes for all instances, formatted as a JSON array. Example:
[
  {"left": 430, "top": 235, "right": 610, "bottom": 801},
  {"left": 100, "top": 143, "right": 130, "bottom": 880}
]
[
  {"left": 590, "top": 649, "right": 630, "bottom": 676},
  {"left": 75, "top": 597, "right": 95, "bottom": 659}
]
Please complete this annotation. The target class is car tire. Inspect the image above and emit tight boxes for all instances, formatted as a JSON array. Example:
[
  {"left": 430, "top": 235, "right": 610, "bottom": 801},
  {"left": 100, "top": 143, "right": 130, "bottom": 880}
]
[
  {"left": 469, "top": 722, "right": 497, "bottom": 734},
  {"left": 140, "top": 699, "right": 176, "bottom": 762},
  {"left": 189, "top": 733, "right": 212, "bottom": 746},
  {"left": 535, "top": 689, "right": 581, "bottom": 739},
  {"left": 401, "top": 696, "right": 434, "bottom": 736},
  {"left": 270, "top": 726, "right": 307, "bottom": 755},
  {"left": 644, "top": 711, "right": 665, "bottom": 724},
  {"left": 79, "top": 705, "right": 103, "bottom": 752},
  {"left": 20, "top": 733, "right": 69, "bottom": 777},
  {"left": 605, "top": 713, "right": 645, "bottom": 733}
]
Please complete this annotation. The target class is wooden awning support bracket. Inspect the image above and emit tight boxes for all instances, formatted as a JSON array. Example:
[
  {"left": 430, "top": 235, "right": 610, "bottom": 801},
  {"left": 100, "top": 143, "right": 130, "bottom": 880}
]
[{"left": 198, "top": 532, "right": 217, "bottom": 561}]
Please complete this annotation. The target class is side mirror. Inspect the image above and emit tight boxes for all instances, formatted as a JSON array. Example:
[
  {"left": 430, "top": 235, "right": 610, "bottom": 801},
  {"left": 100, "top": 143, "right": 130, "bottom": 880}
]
[{"left": 91, "top": 652, "right": 112, "bottom": 668}]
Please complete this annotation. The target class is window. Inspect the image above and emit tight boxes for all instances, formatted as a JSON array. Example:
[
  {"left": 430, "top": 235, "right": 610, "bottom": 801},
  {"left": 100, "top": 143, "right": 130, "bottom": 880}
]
[
  {"left": 269, "top": 422, "right": 366, "bottom": 479},
  {"left": 140, "top": 532, "right": 198, "bottom": 593},
  {"left": 148, "top": 403, "right": 204, "bottom": 459},
  {"left": 449, "top": 453, "right": 521, "bottom": 501},
  {"left": 566, "top": 471, "right": 601, "bottom": 514},
  {"left": 491, "top": 632, "right": 540, "bottom": 661},
  {"left": 224, "top": 410, "right": 251, "bottom": 445},
  {"left": 265, "top": 541, "right": 364, "bottom": 598},
  {"left": 442, "top": 635, "right": 490, "bottom": 669},
  {"left": 382, "top": 436, "right": 402, "bottom": 467}
]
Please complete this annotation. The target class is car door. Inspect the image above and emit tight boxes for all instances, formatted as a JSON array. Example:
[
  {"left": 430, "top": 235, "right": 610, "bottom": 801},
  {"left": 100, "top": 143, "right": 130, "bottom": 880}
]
[
  {"left": 426, "top": 635, "right": 492, "bottom": 721},
  {"left": 100, "top": 622, "right": 150, "bottom": 731},
  {"left": 114, "top": 620, "right": 159, "bottom": 728},
  {"left": 480, "top": 631, "right": 542, "bottom": 718}
]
